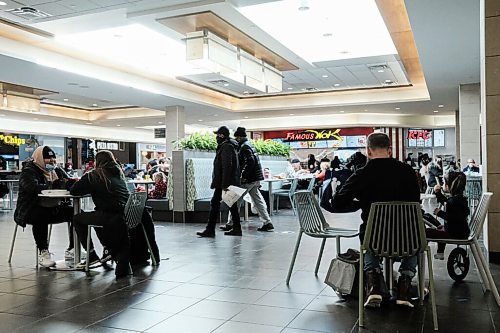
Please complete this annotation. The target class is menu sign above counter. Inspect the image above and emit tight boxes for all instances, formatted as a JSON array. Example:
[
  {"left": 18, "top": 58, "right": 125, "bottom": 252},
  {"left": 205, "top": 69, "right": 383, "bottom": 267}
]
[{"left": 285, "top": 129, "right": 343, "bottom": 141}]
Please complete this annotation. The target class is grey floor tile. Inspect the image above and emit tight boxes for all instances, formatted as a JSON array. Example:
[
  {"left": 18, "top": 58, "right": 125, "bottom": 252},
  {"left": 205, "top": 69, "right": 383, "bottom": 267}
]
[
  {"left": 15, "top": 319, "right": 86, "bottom": 333},
  {"left": 132, "top": 294, "right": 200, "bottom": 313},
  {"left": 180, "top": 299, "right": 248, "bottom": 320},
  {"left": 145, "top": 314, "right": 225, "bottom": 333},
  {"left": 213, "top": 321, "right": 283, "bottom": 333},
  {"left": 256, "top": 291, "right": 316, "bottom": 309},
  {"left": 208, "top": 287, "right": 267, "bottom": 303},
  {"left": 288, "top": 309, "right": 357, "bottom": 333},
  {"left": 164, "top": 283, "right": 223, "bottom": 298},
  {"left": 98, "top": 308, "right": 172, "bottom": 331},
  {"left": 232, "top": 304, "right": 301, "bottom": 327}
]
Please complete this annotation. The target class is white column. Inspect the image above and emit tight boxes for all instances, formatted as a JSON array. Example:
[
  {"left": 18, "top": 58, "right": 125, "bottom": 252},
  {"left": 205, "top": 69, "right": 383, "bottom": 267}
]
[
  {"left": 459, "top": 83, "right": 481, "bottom": 164},
  {"left": 165, "top": 105, "right": 185, "bottom": 157}
]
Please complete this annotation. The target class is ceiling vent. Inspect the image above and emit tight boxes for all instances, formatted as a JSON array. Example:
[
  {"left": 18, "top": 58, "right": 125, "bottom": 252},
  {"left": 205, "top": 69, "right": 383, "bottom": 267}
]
[
  {"left": 208, "top": 79, "right": 230, "bottom": 86},
  {"left": 302, "top": 87, "right": 319, "bottom": 92},
  {"left": 5, "top": 7, "right": 52, "bottom": 19},
  {"left": 368, "top": 64, "right": 389, "bottom": 71}
]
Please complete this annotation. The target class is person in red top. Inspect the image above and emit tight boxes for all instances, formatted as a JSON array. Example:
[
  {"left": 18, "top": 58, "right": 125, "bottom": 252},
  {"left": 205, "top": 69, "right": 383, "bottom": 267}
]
[{"left": 149, "top": 172, "right": 167, "bottom": 199}]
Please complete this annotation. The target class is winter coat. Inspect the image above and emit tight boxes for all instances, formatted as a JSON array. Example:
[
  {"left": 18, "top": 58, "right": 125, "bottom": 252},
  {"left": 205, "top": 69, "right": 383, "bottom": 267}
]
[
  {"left": 211, "top": 138, "right": 240, "bottom": 189},
  {"left": 70, "top": 163, "right": 129, "bottom": 214},
  {"left": 14, "top": 161, "right": 71, "bottom": 227},
  {"left": 435, "top": 191, "right": 470, "bottom": 238},
  {"left": 238, "top": 138, "right": 264, "bottom": 184},
  {"left": 326, "top": 158, "right": 420, "bottom": 241}
]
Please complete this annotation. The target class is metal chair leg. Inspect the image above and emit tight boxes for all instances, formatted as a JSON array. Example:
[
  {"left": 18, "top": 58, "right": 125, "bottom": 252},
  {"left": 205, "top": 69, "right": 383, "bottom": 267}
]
[
  {"left": 141, "top": 223, "right": 157, "bottom": 266},
  {"left": 286, "top": 231, "right": 303, "bottom": 285},
  {"left": 426, "top": 248, "right": 439, "bottom": 331},
  {"left": 8, "top": 224, "right": 18, "bottom": 264},
  {"left": 315, "top": 238, "right": 326, "bottom": 275},
  {"left": 418, "top": 252, "right": 425, "bottom": 305},
  {"left": 470, "top": 242, "right": 490, "bottom": 290},
  {"left": 473, "top": 239, "right": 500, "bottom": 306},
  {"left": 47, "top": 224, "right": 53, "bottom": 245},
  {"left": 359, "top": 249, "right": 365, "bottom": 328},
  {"left": 85, "top": 225, "right": 92, "bottom": 272}
]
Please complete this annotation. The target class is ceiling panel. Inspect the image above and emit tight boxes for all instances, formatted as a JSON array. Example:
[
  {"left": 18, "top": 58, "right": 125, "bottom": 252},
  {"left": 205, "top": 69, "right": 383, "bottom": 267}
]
[
  {"left": 327, "top": 67, "right": 362, "bottom": 88},
  {"left": 347, "top": 65, "right": 380, "bottom": 87},
  {"left": 56, "top": 0, "right": 102, "bottom": 11}
]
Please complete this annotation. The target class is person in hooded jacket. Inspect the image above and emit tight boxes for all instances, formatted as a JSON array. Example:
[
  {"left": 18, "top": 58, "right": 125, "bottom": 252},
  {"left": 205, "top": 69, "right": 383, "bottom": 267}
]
[
  {"left": 14, "top": 146, "right": 75, "bottom": 268},
  {"left": 70, "top": 150, "right": 131, "bottom": 277},
  {"left": 197, "top": 126, "right": 241, "bottom": 237}
]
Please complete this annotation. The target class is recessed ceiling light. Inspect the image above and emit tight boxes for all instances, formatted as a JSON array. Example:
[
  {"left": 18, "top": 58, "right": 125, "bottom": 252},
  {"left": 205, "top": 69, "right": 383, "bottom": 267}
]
[
  {"left": 322, "top": 33, "right": 333, "bottom": 37},
  {"left": 339, "top": 51, "right": 349, "bottom": 54},
  {"left": 92, "top": 103, "right": 98, "bottom": 107},
  {"left": 364, "top": 109, "right": 368, "bottom": 111},
  {"left": 334, "top": 83, "right": 340, "bottom": 87},
  {"left": 384, "top": 79, "right": 392, "bottom": 83},
  {"left": 158, "top": 121, "right": 163, "bottom": 124},
  {"left": 33, "top": 118, "right": 38, "bottom": 120},
  {"left": 85, "top": 122, "right": 93, "bottom": 125},
  {"left": 116, "top": 124, "right": 121, "bottom": 127},
  {"left": 322, "top": 74, "right": 329, "bottom": 78},
  {"left": 438, "top": 104, "right": 444, "bottom": 108},
  {"left": 433, "top": 110, "right": 439, "bottom": 113},
  {"left": 198, "top": 119, "right": 203, "bottom": 122},
  {"left": 340, "top": 110, "right": 345, "bottom": 113},
  {"left": 244, "top": 116, "right": 249, "bottom": 119},
  {"left": 377, "top": 69, "right": 385, "bottom": 73},
  {"left": 0, "top": 2, "right": 7, "bottom": 6},
  {"left": 243, "top": 91, "right": 249, "bottom": 95},
  {"left": 223, "top": 83, "right": 229, "bottom": 87},
  {"left": 287, "top": 87, "right": 293, "bottom": 90},
  {"left": 395, "top": 107, "right": 400, "bottom": 110},
  {"left": 298, "top": 6, "right": 310, "bottom": 11},
  {"left": 289, "top": 113, "right": 295, "bottom": 116},
  {"left": 63, "top": 98, "right": 69, "bottom": 102}
]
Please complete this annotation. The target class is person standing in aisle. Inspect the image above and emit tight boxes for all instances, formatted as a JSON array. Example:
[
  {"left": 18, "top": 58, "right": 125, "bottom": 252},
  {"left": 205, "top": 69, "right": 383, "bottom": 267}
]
[
  {"left": 221, "top": 127, "right": 274, "bottom": 232},
  {"left": 197, "top": 126, "right": 242, "bottom": 237}
]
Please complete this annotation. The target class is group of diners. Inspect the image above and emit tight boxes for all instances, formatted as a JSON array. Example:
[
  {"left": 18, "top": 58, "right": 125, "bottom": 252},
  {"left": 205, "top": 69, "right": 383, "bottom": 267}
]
[{"left": 14, "top": 146, "right": 159, "bottom": 278}]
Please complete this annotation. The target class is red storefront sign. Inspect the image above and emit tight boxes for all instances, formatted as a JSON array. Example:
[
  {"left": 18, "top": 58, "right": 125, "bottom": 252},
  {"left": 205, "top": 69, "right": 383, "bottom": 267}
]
[
  {"left": 408, "top": 129, "right": 432, "bottom": 140},
  {"left": 264, "top": 127, "right": 374, "bottom": 141}
]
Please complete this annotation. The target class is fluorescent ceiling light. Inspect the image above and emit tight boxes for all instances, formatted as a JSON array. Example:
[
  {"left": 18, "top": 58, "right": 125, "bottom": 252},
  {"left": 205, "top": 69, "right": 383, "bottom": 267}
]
[
  {"left": 238, "top": 0, "right": 397, "bottom": 63},
  {"left": 55, "top": 24, "right": 207, "bottom": 78}
]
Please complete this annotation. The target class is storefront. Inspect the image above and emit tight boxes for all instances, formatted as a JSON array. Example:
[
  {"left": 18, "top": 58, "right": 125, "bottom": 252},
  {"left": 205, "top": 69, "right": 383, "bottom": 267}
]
[
  {"left": 403, "top": 128, "right": 456, "bottom": 162},
  {"left": 136, "top": 143, "right": 167, "bottom": 170},
  {"left": 261, "top": 127, "right": 374, "bottom": 162},
  {"left": 0, "top": 133, "right": 65, "bottom": 170}
]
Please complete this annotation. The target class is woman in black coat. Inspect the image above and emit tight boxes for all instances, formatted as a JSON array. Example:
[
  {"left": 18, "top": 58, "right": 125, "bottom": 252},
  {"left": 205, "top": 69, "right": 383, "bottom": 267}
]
[
  {"left": 70, "top": 150, "right": 130, "bottom": 277},
  {"left": 14, "top": 146, "right": 74, "bottom": 268}
]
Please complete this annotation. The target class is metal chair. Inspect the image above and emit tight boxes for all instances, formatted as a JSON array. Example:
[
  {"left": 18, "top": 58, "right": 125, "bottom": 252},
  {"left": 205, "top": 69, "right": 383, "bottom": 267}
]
[
  {"left": 358, "top": 202, "right": 438, "bottom": 331},
  {"left": 85, "top": 191, "right": 156, "bottom": 272},
  {"left": 306, "top": 177, "right": 316, "bottom": 192},
  {"left": 8, "top": 223, "right": 56, "bottom": 268},
  {"left": 427, "top": 192, "right": 500, "bottom": 306},
  {"left": 275, "top": 178, "right": 299, "bottom": 214},
  {"left": 286, "top": 191, "right": 358, "bottom": 284},
  {"left": 465, "top": 176, "right": 482, "bottom": 214}
]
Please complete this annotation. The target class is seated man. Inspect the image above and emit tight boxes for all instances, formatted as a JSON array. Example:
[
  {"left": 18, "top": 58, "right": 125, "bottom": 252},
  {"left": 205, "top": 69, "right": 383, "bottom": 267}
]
[
  {"left": 328, "top": 133, "right": 420, "bottom": 308},
  {"left": 462, "top": 158, "right": 480, "bottom": 173}
]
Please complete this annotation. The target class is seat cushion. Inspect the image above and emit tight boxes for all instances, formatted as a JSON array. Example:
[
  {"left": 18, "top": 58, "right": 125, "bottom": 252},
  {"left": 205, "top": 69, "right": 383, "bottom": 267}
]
[{"left": 146, "top": 199, "right": 170, "bottom": 211}]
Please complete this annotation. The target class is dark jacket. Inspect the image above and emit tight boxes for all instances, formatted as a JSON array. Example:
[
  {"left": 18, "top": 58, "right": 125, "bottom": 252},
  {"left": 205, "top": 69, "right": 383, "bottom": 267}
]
[
  {"left": 427, "top": 164, "right": 442, "bottom": 187},
  {"left": 70, "top": 163, "right": 129, "bottom": 214},
  {"left": 435, "top": 191, "right": 470, "bottom": 238},
  {"left": 238, "top": 138, "right": 264, "bottom": 184},
  {"left": 14, "top": 161, "right": 70, "bottom": 227},
  {"left": 463, "top": 165, "right": 480, "bottom": 173},
  {"left": 211, "top": 138, "right": 240, "bottom": 189},
  {"left": 325, "top": 158, "right": 420, "bottom": 241}
]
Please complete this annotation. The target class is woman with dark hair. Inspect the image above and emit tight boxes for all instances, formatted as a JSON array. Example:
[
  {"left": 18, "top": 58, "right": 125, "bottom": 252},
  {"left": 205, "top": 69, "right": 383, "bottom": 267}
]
[
  {"left": 307, "top": 154, "right": 317, "bottom": 172},
  {"left": 425, "top": 171, "right": 470, "bottom": 260},
  {"left": 70, "top": 150, "right": 131, "bottom": 277}
]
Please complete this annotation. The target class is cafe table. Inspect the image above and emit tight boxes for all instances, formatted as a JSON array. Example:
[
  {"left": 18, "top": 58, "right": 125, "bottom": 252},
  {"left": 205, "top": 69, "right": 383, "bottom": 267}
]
[
  {"left": 0, "top": 179, "right": 19, "bottom": 210},
  {"left": 127, "top": 179, "right": 154, "bottom": 195},
  {"left": 38, "top": 191, "right": 90, "bottom": 271}
]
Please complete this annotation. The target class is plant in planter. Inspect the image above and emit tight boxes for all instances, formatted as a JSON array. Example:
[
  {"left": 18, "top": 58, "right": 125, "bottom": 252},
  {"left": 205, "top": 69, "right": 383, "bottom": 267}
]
[{"left": 175, "top": 132, "right": 290, "bottom": 157}]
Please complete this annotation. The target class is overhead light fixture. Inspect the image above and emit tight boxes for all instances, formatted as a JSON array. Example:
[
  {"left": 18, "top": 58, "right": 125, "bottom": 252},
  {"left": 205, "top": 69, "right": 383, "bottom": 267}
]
[
  {"left": 289, "top": 113, "right": 295, "bottom": 116},
  {"left": 395, "top": 107, "right": 400, "bottom": 110},
  {"left": 198, "top": 119, "right": 203, "bottom": 122},
  {"left": 186, "top": 29, "right": 282, "bottom": 93},
  {"left": 63, "top": 98, "right": 69, "bottom": 102},
  {"left": 322, "top": 33, "right": 333, "bottom": 37},
  {"left": 158, "top": 121, "right": 163, "bottom": 124},
  {"left": 33, "top": 117, "right": 38, "bottom": 120},
  {"left": 92, "top": 103, "right": 98, "bottom": 107},
  {"left": 433, "top": 110, "right": 439, "bottom": 113},
  {"left": 116, "top": 124, "right": 121, "bottom": 127},
  {"left": 340, "top": 110, "right": 345, "bottom": 113},
  {"left": 85, "top": 122, "right": 93, "bottom": 125},
  {"left": 364, "top": 109, "right": 368, "bottom": 111},
  {"left": 0, "top": 2, "right": 7, "bottom": 6},
  {"left": 244, "top": 116, "right": 249, "bottom": 119},
  {"left": 334, "top": 83, "right": 340, "bottom": 87},
  {"left": 322, "top": 74, "right": 329, "bottom": 78},
  {"left": 438, "top": 104, "right": 444, "bottom": 108},
  {"left": 287, "top": 87, "right": 293, "bottom": 90},
  {"left": 377, "top": 70, "right": 384, "bottom": 73}
]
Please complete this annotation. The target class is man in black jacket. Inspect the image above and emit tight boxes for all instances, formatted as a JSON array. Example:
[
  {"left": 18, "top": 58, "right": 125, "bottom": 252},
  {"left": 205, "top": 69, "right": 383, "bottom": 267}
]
[
  {"left": 221, "top": 127, "right": 274, "bottom": 232},
  {"left": 327, "top": 133, "right": 420, "bottom": 308},
  {"left": 197, "top": 126, "right": 242, "bottom": 237}
]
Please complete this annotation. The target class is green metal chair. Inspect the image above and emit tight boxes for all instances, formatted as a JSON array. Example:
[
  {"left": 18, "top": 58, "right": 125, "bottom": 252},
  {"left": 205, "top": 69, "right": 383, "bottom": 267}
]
[
  {"left": 306, "top": 176, "right": 316, "bottom": 192},
  {"left": 359, "top": 202, "right": 438, "bottom": 331},
  {"left": 286, "top": 191, "right": 358, "bottom": 285},
  {"left": 275, "top": 178, "right": 299, "bottom": 214},
  {"left": 465, "top": 176, "right": 482, "bottom": 214},
  {"left": 427, "top": 192, "right": 500, "bottom": 305}
]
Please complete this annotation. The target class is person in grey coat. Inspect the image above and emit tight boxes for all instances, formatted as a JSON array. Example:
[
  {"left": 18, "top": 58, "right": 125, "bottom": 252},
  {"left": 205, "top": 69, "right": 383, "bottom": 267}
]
[{"left": 197, "top": 126, "right": 242, "bottom": 237}]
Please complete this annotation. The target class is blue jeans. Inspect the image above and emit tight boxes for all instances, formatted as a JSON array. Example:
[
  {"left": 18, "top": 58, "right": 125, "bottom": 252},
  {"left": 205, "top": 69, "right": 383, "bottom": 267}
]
[{"left": 364, "top": 251, "right": 417, "bottom": 277}]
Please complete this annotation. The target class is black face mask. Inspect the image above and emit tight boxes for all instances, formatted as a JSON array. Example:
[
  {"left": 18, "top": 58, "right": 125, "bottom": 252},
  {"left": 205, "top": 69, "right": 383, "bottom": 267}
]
[{"left": 216, "top": 136, "right": 225, "bottom": 144}]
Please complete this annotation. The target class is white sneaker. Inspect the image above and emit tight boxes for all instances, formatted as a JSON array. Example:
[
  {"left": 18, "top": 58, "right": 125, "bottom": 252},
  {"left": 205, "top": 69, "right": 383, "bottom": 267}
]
[
  {"left": 434, "top": 253, "right": 445, "bottom": 260},
  {"left": 64, "top": 248, "right": 86, "bottom": 261},
  {"left": 39, "top": 250, "right": 56, "bottom": 268}
]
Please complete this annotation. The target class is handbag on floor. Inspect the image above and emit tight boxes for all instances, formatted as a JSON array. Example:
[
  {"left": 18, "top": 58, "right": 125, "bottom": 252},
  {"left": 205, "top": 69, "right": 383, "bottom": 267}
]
[{"left": 324, "top": 249, "right": 360, "bottom": 297}]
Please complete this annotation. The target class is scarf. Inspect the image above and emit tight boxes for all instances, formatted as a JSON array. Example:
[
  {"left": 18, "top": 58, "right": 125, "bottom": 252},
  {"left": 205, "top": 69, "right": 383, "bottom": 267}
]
[{"left": 32, "top": 146, "right": 59, "bottom": 182}]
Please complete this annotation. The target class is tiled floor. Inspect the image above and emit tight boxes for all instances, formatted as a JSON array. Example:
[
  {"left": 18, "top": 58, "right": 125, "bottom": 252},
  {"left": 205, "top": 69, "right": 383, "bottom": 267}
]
[{"left": 0, "top": 202, "right": 499, "bottom": 333}]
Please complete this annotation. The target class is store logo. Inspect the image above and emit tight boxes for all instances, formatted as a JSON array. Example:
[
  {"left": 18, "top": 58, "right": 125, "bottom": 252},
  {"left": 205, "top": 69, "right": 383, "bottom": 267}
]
[
  {"left": 0, "top": 134, "right": 25, "bottom": 146},
  {"left": 408, "top": 130, "right": 432, "bottom": 140},
  {"left": 286, "top": 129, "right": 342, "bottom": 141}
]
